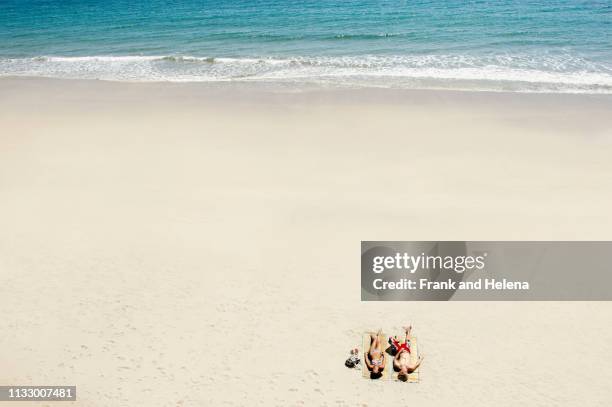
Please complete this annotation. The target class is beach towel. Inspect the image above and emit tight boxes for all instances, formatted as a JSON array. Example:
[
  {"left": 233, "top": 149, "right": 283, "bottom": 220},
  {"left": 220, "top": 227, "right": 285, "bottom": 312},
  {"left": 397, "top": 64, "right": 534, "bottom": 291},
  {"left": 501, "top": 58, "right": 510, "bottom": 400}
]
[{"left": 389, "top": 336, "right": 420, "bottom": 383}]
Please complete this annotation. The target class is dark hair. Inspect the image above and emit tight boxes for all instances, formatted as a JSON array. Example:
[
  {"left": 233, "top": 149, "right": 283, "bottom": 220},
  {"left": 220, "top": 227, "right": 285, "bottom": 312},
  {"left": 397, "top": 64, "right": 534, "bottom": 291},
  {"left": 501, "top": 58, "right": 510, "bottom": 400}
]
[
  {"left": 370, "top": 371, "right": 383, "bottom": 380},
  {"left": 397, "top": 373, "right": 408, "bottom": 382},
  {"left": 345, "top": 359, "right": 355, "bottom": 368}
]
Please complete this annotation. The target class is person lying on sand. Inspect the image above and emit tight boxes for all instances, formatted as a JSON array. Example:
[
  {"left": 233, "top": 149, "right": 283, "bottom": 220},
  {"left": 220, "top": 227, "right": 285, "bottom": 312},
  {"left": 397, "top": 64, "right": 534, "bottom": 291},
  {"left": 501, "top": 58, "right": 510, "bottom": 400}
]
[
  {"left": 364, "top": 329, "right": 386, "bottom": 379},
  {"left": 391, "top": 325, "right": 424, "bottom": 382}
]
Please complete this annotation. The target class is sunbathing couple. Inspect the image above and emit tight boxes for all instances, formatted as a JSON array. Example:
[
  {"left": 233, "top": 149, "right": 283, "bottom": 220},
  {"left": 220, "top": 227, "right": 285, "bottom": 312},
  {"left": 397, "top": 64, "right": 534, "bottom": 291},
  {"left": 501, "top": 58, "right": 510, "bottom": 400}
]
[{"left": 366, "top": 326, "right": 424, "bottom": 381}]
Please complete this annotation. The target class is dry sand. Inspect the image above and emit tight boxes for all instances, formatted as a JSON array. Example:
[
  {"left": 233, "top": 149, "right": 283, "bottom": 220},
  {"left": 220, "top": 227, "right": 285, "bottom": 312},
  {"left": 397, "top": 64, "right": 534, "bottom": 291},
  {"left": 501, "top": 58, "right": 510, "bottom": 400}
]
[{"left": 1, "top": 77, "right": 611, "bottom": 406}]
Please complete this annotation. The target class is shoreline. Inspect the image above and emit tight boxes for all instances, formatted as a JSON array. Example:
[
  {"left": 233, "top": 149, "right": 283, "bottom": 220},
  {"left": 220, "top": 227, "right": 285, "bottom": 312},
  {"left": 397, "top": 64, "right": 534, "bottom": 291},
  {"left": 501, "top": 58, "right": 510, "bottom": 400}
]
[
  {"left": 3, "top": 74, "right": 612, "bottom": 96},
  {"left": 2, "top": 51, "right": 611, "bottom": 94},
  {"left": 3, "top": 76, "right": 612, "bottom": 111}
]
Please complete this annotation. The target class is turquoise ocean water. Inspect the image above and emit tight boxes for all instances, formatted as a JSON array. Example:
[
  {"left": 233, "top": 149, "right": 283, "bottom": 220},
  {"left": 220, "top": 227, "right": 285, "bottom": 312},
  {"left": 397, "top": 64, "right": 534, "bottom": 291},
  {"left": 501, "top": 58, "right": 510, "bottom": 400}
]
[{"left": 1, "top": 0, "right": 611, "bottom": 92}]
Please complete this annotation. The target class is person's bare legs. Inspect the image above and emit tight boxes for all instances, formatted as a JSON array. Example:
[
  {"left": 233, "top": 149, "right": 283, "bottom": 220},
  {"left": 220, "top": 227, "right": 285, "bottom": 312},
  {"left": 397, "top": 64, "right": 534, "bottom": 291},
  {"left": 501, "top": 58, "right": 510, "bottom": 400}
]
[
  {"left": 403, "top": 325, "right": 412, "bottom": 343},
  {"left": 369, "top": 332, "right": 378, "bottom": 355},
  {"left": 369, "top": 329, "right": 383, "bottom": 354}
]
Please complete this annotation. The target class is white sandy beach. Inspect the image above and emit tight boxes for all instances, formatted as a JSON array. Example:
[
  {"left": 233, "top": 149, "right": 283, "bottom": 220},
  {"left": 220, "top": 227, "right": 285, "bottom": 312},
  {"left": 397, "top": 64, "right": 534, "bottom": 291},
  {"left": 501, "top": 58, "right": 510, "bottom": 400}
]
[{"left": 1, "top": 77, "right": 612, "bottom": 406}]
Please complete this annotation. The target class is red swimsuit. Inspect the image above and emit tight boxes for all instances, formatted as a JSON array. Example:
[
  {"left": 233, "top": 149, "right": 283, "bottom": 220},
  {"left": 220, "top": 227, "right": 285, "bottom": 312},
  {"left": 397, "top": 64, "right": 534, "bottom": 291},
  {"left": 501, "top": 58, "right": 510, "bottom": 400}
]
[{"left": 391, "top": 338, "right": 411, "bottom": 354}]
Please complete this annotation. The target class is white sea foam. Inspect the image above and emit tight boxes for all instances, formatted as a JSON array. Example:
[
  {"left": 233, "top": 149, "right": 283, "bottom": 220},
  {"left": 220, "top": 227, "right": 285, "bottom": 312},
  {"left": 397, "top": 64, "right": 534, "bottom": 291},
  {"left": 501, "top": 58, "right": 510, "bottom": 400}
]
[{"left": 1, "top": 54, "right": 611, "bottom": 93}]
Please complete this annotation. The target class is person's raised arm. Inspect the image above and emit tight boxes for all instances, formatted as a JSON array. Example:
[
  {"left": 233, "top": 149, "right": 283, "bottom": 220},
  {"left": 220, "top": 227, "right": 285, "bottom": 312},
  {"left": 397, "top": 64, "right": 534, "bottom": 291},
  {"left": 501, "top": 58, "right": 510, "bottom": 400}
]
[
  {"left": 409, "top": 355, "right": 424, "bottom": 372},
  {"left": 364, "top": 355, "right": 372, "bottom": 369}
]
